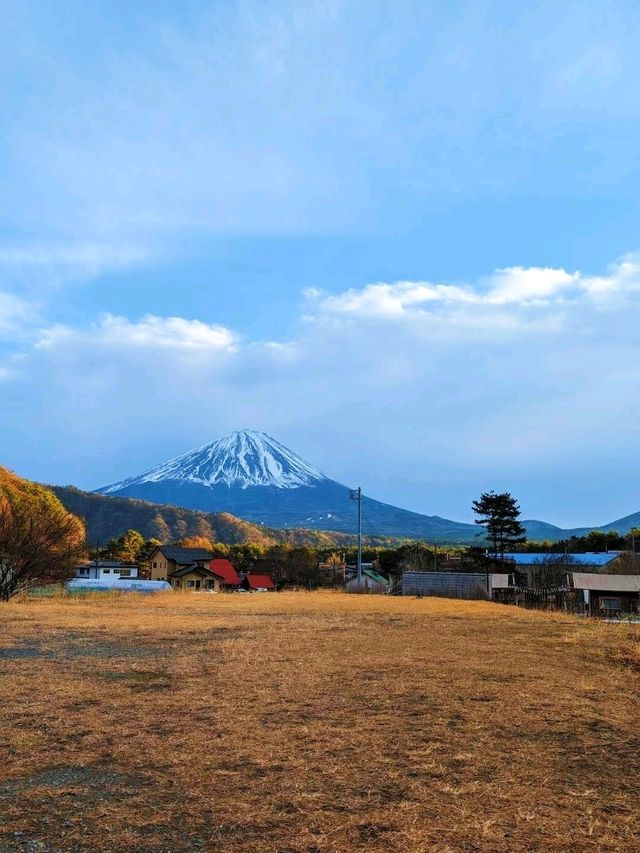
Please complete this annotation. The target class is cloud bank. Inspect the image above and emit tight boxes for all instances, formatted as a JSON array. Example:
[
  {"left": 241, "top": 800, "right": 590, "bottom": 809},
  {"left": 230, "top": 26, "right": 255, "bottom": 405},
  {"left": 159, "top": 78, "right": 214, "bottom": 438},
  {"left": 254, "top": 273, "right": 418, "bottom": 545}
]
[{"left": 2, "top": 254, "right": 639, "bottom": 526}]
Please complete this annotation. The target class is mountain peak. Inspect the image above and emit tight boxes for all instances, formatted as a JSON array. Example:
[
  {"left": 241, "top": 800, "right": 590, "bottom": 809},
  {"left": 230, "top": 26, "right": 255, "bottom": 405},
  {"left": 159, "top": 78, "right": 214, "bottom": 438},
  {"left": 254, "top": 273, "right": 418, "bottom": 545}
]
[{"left": 100, "top": 430, "right": 328, "bottom": 492}]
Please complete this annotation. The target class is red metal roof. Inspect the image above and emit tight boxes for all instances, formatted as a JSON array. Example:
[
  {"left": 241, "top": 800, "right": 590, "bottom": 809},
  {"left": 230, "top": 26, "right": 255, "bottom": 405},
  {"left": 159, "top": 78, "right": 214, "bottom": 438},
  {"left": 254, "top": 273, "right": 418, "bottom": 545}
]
[
  {"left": 246, "top": 574, "right": 275, "bottom": 590},
  {"left": 210, "top": 558, "right": 241, "bottom": 586}
]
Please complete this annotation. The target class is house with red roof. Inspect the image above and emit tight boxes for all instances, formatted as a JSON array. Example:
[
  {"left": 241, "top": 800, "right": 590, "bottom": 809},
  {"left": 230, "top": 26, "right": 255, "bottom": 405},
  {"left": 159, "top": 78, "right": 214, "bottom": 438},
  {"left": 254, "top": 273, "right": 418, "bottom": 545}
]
[
  {"left": 210, "top": 558, "right": 241, "bottom": 588},
  {"left": 242, "top": 573, "right": 276, "bottom": 592},
  {"left": 149, "top": 546, "right": 241, "bottom": 592}
]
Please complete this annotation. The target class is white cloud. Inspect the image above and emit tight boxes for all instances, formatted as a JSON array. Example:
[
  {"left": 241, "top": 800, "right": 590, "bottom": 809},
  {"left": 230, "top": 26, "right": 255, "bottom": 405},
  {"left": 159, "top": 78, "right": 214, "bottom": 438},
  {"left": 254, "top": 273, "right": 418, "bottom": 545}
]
[
  {"left": 3, "top": 252, "right": 640, "bottom": 526},
  {"left": 0, "top": 291, "right": 38, "bottom": 337},
  {"left": 37, "top": 314, "right": 238, "bottom": 352},
  {"left": 0, "top": 242, "right": 152, "bottom": 291},
  {"left": 307, "top": 256, "right": 640, "bottom": 324},
  {"left": 485, "top": 267, "right": 578, "bottom": 304}
]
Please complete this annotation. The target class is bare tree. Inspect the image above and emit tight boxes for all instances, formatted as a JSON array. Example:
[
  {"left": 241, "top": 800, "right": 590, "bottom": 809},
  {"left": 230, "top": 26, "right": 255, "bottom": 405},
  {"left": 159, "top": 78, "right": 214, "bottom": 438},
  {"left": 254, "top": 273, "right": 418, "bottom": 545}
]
[
  {"left": 529, "top": 554, "right": 575, "bottom": 589},
  {"left": 0, "top": 474, "right": 85, "bottom": 601}
]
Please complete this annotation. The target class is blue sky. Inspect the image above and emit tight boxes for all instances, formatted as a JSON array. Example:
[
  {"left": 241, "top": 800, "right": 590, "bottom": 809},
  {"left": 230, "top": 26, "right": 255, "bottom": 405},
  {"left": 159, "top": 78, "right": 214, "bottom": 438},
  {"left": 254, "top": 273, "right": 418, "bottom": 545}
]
[{"left": 2, "top": 0, "right": 640, "bottom": 527}]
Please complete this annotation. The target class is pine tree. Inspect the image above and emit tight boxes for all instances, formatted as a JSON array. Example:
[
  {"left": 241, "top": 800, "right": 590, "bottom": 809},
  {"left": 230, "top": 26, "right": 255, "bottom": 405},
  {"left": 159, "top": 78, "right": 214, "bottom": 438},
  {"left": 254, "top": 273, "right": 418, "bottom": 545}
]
[{"left": 472, "top": 491, "right": 526, "bottom": 559}]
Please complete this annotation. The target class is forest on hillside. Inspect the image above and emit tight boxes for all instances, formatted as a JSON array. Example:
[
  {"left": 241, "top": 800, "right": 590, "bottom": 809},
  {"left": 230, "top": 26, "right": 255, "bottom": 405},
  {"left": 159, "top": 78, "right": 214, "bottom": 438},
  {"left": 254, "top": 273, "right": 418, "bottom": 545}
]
[{"left": 51, "top": 485, "right": 405, "bottom": 549}]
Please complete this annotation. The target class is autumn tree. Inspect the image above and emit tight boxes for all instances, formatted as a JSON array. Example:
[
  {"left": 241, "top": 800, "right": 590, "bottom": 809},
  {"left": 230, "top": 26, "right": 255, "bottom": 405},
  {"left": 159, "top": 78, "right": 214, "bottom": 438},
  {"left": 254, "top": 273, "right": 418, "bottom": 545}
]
[
  {"left": 104, "top": 529, "right": 145, "bottom": 563},
  {"left": 195, "top": 517, "right": 215, "bottom": 542},
  {"left": 174, "top": 519, "right": 189, "bottom": 540},
  {"left": 150, "top": 514, "right": 171, "bottom": 542},
  {"left": 472, "top": 491, "right": 526, "bottom": 559},
  {"left": 0, "top": 468, "right": 86, "bottom": 601},
  {"left": 178, "top": 536, "right": 215, "bottom": 551}
]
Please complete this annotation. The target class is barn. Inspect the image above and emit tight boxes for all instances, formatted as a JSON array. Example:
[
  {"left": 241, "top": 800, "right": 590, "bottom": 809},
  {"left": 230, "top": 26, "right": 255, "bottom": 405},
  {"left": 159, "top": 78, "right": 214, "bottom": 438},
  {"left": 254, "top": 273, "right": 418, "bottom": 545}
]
[
  {"left": 569, "top": 573, "right": 640, "bottom": 616},
  {"left": 242, "top": 574, "right": 276, "bottom": 592}
]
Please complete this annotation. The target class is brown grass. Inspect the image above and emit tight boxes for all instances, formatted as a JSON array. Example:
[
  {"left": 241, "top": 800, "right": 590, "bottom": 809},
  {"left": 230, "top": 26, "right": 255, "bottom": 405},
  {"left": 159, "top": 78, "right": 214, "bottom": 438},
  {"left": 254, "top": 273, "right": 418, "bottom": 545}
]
[{"left": 1, "top": 592, "right": 640, "bottom": 852}]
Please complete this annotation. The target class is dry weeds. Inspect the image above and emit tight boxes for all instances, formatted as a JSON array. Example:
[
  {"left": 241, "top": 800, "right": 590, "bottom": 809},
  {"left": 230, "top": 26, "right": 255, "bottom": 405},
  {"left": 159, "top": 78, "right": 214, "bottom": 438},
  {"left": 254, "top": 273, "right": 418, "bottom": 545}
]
[{"left": 1, "top": 591, "right": 639, "bottom": 852}]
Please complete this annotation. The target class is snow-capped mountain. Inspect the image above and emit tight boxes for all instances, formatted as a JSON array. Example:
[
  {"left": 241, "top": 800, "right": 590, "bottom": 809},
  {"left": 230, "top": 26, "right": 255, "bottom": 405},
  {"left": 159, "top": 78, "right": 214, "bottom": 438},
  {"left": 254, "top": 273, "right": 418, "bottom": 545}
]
[
  {"left": 101, "top": 430, "right": 327, "bottom": 492},
  {"left": 96, "top": 429, "right": 480, "bottom": 541}
]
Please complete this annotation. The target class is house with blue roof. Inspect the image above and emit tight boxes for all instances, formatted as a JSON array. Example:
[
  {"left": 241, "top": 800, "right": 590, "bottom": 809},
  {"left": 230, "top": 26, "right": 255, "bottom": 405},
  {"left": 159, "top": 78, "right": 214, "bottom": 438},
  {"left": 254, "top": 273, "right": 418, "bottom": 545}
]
[
  {"left": 503, "top": 552, "right": 621, "bottom": 567},
  {"left": 501, "top": 552, "right": 622, "bottom": 587}
]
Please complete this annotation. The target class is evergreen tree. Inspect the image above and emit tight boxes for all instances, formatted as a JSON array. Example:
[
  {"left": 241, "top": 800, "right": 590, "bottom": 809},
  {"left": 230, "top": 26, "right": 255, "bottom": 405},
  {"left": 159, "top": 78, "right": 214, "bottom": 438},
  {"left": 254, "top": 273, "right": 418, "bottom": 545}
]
[
  {"left": 472, "top": 491, "right": 526, "bottom": 559},
  {"left": 137, "top": 538, "right": 163, "bottom": 577}
]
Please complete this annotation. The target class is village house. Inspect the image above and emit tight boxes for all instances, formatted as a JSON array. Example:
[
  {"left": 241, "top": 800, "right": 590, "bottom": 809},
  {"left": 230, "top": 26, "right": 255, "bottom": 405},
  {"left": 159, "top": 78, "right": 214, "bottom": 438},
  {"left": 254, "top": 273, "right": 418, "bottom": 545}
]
[
  {"left": 499, "top": 552, "right": 622, "bottom": 589},
  {"left": 148, "top": 546, "right": 240, "bottom": 591},
  {"left": 346, "top": 567, "right": 390, "bottom": 594},
  {"left": 210, "top": 558, "right": 241, "bottom": 587},
  {"left": 74, "top": 560, "right": 139, "bottom": 580},
  {"left": 569, "top": 572, "right": 640, "bottom": 616},
  {"left": 242, "top": 573, "right": 276, "bottom": 592}
]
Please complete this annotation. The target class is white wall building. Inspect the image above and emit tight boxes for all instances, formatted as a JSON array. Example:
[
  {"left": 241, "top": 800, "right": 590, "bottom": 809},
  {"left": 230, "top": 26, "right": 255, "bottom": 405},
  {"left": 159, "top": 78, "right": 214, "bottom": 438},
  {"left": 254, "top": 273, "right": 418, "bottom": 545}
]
[{"left": 74, "top": 561, "right": 139, "bottom": 580}]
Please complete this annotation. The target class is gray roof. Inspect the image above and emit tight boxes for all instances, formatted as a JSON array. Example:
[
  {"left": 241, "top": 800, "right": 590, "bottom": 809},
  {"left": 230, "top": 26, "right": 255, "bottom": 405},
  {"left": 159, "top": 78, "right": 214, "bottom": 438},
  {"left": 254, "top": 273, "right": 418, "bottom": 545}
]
[
  {"left": 158, "top": 546, "right": 214, "bottom": 565},
  {"left": 169, "top": 563, "right": 217, "bottom": 579},
  {"left": 571, "top": 573, "right": 640, "bottom": 592}
]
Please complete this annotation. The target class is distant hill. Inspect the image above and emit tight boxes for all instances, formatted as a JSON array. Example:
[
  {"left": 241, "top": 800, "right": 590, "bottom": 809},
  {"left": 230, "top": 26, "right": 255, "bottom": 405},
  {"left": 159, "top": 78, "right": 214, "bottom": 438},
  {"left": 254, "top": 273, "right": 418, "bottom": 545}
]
[
  {"left": 50, "top": 485, "right": 277, "bottom": 546},
  {"left": 523, "top": 510, "right": 640, "bottom": 542},
  {"left": 50, "top": 484, "right": 408, "bottom": 548}
]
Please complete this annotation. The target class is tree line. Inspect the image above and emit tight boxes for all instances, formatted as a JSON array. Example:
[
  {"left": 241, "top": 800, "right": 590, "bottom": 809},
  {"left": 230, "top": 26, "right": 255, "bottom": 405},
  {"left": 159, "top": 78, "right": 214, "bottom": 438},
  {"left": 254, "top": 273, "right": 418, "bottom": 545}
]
[{"left": 2, "top": 470, "right": 637, "bottom": 601}]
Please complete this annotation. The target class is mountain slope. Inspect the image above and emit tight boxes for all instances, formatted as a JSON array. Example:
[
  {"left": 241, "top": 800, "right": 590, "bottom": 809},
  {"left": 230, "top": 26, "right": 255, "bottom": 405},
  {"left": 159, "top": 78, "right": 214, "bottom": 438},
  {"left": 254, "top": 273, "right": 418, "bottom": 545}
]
[
  {"left": 94, "top": 429, "right": 640, "bottom": 543},
  {"left": 50, "top": 485, "right": 408, "bottom": 548},
  {"left": 101, "top": 430, "right": 327, "bottom": 493},
  {"left": 51, "top": 485, "right": 277, "bottom": 546},
  {"left": 97, "top": 430, "right": 481, "bottom": 541},
  {"left": 523, "top": 510, "right": 640, "bottom": 541}
]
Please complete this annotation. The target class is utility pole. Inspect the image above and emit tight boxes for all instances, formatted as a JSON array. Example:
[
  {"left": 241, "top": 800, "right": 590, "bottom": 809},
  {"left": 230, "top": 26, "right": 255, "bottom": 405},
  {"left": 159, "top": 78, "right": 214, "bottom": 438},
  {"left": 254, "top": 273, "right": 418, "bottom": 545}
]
[{"left": 349, "top": 487, "right": 362, "bottom": 586}]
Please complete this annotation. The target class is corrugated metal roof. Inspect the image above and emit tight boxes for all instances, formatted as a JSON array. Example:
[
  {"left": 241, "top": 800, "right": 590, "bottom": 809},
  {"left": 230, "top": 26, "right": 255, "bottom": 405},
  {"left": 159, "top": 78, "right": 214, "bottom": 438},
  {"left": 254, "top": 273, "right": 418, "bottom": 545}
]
[
  {"left": 67, "top": 578, "right": 171, "bottom": 592},
  {"left": 346, "top": 568, "right": 389, "bottom": 586},
  {"left": 402, "top": 571, "right": 488, "bottom": 597},
  {"left": 571, "top": 573, "right": 640, "bottom": 592},
  {"left": 503, "top": 552, "right": 620, "bottom": 566}
]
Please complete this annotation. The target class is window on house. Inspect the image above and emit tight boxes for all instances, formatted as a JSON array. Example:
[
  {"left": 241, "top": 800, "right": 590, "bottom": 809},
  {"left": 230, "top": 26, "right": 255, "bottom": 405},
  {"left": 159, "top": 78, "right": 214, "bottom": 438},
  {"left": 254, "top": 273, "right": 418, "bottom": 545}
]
[
  {"left": 113, "top": 569, "right": 120, "bottom": 574},
  {"left": 119, "top": 569, "right": 131, "bottom": 577},
  {"left": 600, "top": 597, "right": 622, "bottom": 610},
  {"left": 187, "top": 580, "right": 195, "bottom": 587},
  {"left": 103, "top": 569, "right": 110, "bottom": 574},
  {"left": 153, "top": 562, "right": 157, "bottom": 568}
]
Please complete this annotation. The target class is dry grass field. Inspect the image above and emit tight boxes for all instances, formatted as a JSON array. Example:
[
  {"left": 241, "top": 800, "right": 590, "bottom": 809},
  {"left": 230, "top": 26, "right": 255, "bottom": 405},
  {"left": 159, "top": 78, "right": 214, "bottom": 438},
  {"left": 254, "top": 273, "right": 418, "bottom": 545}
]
[{"left": 1, "top": 591, "right": 640, "bottom": 853}]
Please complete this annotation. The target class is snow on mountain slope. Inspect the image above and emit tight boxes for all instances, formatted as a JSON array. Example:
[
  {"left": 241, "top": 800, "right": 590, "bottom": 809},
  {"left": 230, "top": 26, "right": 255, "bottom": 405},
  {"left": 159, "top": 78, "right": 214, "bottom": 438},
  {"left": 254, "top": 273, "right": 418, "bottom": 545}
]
[
  {"left": 100, "top": 430, "right": 329, "bottom": 493},
  {"left": 95, "top": 429, "right": 486, "bottom": 540}
]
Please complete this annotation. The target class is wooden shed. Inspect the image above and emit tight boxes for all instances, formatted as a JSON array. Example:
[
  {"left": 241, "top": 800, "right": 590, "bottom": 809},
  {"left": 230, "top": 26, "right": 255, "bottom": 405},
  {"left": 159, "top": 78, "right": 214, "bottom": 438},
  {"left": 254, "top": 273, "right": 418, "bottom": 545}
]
[{"left": 569, "top": 573, "right": 640, "bottom": 616}]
